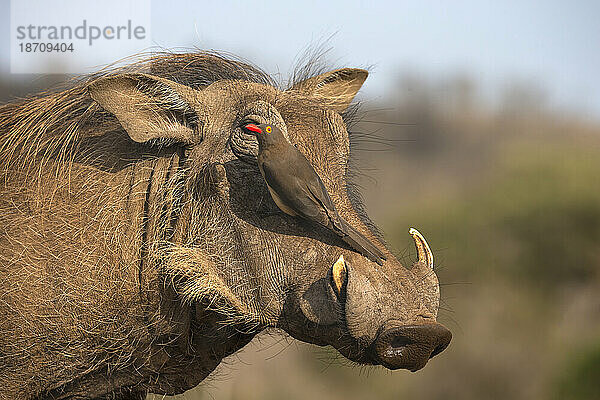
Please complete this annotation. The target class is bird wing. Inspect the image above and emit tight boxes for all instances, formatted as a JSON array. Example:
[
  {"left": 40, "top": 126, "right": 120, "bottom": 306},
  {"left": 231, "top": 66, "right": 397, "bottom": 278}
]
[
  {"left": 302, "top": 175, "right": 343, "bottom": 230},
  {"left": 300, "top": 174, "right": 386, "bottom": 264},
  {"left": 260, "top": 146, "right": 386, "bottom": 264},
  {"left": 289, "top": 153, "right": 387, "bottom": 264},
  {"left": 259, "top": 152, "right": 333, "bottom": 228}
]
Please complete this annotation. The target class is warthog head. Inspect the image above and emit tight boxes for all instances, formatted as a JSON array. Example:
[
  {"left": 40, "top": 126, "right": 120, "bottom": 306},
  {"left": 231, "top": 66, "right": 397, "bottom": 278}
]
[{"left": 0, "top": 52, "right": 450, "bottom": 398}]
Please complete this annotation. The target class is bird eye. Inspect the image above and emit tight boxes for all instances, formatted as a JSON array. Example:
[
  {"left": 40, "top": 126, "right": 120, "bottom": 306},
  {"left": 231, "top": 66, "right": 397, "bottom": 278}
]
[{"left": 265, "top": 126, "right": 272, "bottom": 134}]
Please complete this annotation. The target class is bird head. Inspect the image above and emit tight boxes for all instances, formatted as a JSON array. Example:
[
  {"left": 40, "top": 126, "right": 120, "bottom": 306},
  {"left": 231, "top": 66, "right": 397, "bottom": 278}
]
[{"left": 242, "top": 122, "right": 283, "bottom": 149}]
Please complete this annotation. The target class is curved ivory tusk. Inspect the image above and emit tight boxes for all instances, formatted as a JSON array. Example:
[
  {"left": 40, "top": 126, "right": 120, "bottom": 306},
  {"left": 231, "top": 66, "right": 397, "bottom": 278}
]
[
  {"left": 332, "top": 255, "right": 346, "bottom": 295},
  {"left": 409, "top": 228, "right": 433, "bottom": 269}
]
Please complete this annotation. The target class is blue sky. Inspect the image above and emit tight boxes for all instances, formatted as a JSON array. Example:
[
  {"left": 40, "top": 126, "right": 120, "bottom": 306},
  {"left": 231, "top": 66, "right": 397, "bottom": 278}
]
[{"left": 1, "top": 0, "right": 599, "bottom": 119}]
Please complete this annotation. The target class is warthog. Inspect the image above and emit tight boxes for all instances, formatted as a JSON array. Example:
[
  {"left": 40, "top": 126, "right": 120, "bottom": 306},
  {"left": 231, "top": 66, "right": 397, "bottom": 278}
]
[{"left": 0, "top": 52, "right": 451, "bottom": 399}]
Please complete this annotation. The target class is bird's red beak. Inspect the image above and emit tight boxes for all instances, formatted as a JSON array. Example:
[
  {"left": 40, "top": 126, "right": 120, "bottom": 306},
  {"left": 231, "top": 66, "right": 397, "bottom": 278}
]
[{"left": 244, "top": 123, "right": 262, "bottom": 134}]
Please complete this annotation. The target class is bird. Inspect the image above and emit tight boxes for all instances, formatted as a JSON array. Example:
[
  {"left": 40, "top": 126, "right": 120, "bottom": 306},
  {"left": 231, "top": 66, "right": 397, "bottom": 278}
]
[{"left": 243, "top": 122, "right": 386, "bottom": 265}]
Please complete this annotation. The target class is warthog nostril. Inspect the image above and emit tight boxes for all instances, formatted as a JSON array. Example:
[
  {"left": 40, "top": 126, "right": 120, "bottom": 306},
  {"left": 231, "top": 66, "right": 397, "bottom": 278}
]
[
  {"left": 373, "top": 322, "right": 451, "bottom": 371},
  {"left": 390, "top": 335, "right": 413, "bottom": 349},
  {"left": 384, "top": 335, "right": 414, "bottom": 358}
]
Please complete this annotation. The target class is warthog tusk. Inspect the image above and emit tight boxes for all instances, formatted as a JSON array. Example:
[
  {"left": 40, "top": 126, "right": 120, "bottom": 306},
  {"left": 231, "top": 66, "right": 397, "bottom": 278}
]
[
  {"left": 409, "top": 228, "right": 433, "bottom": 269},
  {"left": 332, "top": 255, "right": 346, "bottom": 295}
]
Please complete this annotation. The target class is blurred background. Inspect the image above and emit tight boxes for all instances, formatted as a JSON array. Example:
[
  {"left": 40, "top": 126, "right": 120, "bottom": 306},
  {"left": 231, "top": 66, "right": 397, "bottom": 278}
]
[{"left": 2, "top": 1, "right": 599, "bottom": 399}]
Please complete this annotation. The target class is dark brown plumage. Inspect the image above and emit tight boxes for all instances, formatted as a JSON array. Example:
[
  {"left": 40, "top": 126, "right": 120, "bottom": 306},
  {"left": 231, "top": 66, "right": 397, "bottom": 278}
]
[{"left": 245, "top": 123, "right": 386, "bottom": 265}]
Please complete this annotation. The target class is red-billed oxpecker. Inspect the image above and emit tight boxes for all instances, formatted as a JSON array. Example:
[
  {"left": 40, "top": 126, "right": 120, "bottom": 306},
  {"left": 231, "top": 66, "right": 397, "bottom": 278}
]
[{"left": 243, "top": 122, "right": 386, "bottom": 265}]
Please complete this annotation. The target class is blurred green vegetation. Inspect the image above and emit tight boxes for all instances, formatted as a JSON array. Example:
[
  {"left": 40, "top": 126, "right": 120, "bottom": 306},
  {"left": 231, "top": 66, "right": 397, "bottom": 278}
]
[
  {"left": 390, "top": 138, "right": 600, "bottom": 289},
  {"left": 554, "top": 340, "right": 600, "bottom": 400}
]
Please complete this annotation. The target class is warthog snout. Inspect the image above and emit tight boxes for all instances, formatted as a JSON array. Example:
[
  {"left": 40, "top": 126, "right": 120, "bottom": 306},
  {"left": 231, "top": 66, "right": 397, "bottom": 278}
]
[{"left": 372, "top": 321, "right": 452, "bottom": 371}]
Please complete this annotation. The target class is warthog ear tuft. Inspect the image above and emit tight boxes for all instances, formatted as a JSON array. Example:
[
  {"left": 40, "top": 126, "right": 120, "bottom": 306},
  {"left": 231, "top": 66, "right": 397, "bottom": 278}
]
[
  {"left": 162, "top": 245, "right": 264, "bottom": 327},
  {"left": 289, "top": 68, "right": 368, "bottom": 112},
  {"left": 88, "top": 73, "right": 203, "bottom": 144}
]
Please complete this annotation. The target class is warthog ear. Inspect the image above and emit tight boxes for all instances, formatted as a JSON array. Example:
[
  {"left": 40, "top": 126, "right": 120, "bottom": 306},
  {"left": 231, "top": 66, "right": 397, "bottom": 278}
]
[
  {"left": 88, "top": 73, "right": 203, "bottom": 144},
  {"left": 289, "top": 68, "right": 368, "bottom": 112}
]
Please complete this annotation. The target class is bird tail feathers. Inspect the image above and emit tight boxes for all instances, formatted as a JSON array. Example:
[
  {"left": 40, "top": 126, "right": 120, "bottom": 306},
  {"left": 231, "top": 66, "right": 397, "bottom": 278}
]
[{"left": 338, "top": 219, "right": 386, "bottom": 265}]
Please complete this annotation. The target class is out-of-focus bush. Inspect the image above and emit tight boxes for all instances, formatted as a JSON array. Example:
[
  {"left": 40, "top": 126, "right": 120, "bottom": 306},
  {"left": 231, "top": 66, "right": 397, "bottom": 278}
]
[{"left": 553, "top": 340, "right": 600, "bottom": 400}]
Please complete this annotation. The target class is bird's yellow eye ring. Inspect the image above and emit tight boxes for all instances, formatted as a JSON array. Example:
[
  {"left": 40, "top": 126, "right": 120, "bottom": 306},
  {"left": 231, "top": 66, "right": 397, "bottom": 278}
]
[{"left": 265, "top": 126, "right": 272, "bottom": 134}]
